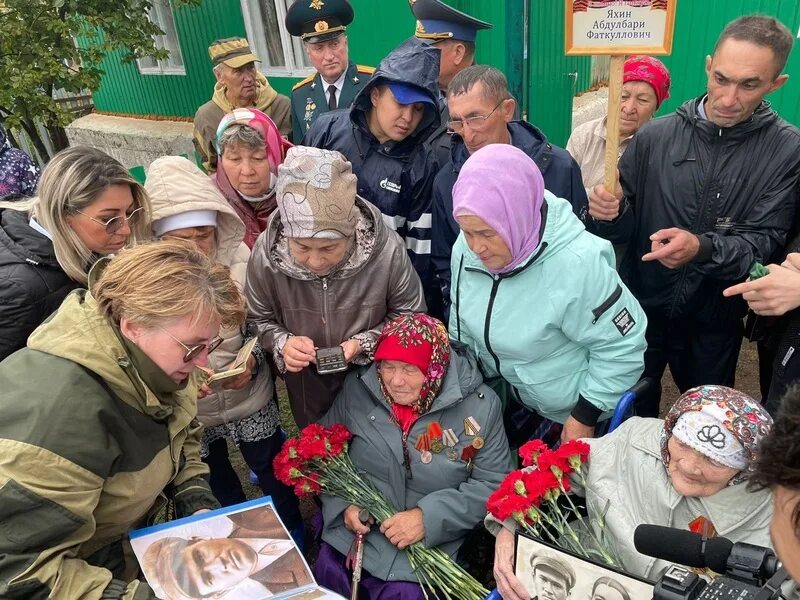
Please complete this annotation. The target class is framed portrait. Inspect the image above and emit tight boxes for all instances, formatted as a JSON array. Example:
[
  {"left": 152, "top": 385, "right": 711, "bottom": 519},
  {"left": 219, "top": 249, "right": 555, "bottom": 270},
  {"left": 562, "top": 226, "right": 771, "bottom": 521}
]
[
  {"left": 565, "top": 0, "right": 677, "bottom": 56},
  {"left": 130, "top": 497, "right": 345, "bottom": 600},
  {"left": 515, "top": 531, "right": 655, "bottom": 600}
]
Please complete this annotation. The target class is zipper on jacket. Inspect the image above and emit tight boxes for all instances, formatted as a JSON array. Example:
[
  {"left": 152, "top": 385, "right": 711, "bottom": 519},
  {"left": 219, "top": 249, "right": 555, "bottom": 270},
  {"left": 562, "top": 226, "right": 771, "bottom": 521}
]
[
  {"left": 481, "top": 274, "right": 503, "bottom": 376},
  {"left": 668, "top": 126, "right": 724, "bottom": 320},
  {"left": 321, "top": 277, "right": 331, "bottom": 345},
  {"left": 591, "top": 284, "right": 623, "bottom": 324}
]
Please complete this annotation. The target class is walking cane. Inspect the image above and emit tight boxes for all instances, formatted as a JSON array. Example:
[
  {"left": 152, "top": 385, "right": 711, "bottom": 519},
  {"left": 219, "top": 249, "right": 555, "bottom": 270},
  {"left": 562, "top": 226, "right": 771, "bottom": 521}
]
[{"left": 349, "top": 508, "right": 371, "bottom": 600}]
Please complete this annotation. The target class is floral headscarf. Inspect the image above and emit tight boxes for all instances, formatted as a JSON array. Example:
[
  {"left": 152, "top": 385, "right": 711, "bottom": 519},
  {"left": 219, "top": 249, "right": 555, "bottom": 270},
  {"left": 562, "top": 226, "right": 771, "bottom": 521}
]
[
  {"left": 0, "top": 124, "right": 40, "bottom": 200},
  {"left": 374, "top": 313, "right": 450, "bottom": 414},
  {"left": 660, "top": 385, "right": 773, "bottom": 486}
]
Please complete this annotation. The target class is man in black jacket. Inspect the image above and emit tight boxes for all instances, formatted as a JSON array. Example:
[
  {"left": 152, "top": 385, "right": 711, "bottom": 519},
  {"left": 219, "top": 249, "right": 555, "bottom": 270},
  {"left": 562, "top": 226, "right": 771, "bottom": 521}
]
[
  {"left": 302, "top": 37, "right": 440, "bottom": 313},
  {"left": 432, "top": 65, "right": 588, "bottom": 319},
  {"left": 589, "top": 15, "right": 800, "bottom": 417}
]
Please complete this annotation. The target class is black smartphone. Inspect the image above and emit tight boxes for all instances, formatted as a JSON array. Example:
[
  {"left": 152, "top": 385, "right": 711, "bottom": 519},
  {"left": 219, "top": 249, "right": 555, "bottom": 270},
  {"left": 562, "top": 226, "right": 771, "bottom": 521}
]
[{"left": 315, "top": 346, "right": 348, "bottom": 375}]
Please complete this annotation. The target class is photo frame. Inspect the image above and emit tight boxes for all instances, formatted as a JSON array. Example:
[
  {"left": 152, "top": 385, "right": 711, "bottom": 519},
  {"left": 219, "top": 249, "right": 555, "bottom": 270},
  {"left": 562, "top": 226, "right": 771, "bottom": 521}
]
[
  {"left": 515, "top": 530, "right": 655, "bottom": 600},
  {"left": 130, "top": 497, "right": 345, "bottom": 600},
  {"left": 565, "top": 0, "right": 677, "bottom": 56}
]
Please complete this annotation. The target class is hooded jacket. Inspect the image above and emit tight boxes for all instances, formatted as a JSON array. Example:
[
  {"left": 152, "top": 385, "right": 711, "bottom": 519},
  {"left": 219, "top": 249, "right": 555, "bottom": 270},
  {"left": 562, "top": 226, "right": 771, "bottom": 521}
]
[
  {"left": 590, "top": 97, "right": 800, "bottom": 326},
  {"left": 485, "top": 418, "right": 773, "bottom": 581},
  {"left": 450, "top": 193, "right": 647, "bottom": 425},
  {"left": 432, "top": 121, "right": 588, "bottom": 315},
  {"left": 320, "top": 343, "right": 514, "bottom": 583},
  {"left": 246, "top": 197, "right": 426, "bottom": 428},
  {"left": 301, "top": 38, "right": 441, "bottom": 299},
  {"left": 0, "top": 209, "right": 78, "bottom": 361},
  {"left": 0, "top": 289, "right": 218, "bottom": 599},
  {"left": 145, "top": 157, "right": 276, "bottom": 428},
  {"left": 0, "top": 124, "right": 40, "bottom": 200},
  {"left": 193, "top": 72, "right": 291, "bottom": 172}
]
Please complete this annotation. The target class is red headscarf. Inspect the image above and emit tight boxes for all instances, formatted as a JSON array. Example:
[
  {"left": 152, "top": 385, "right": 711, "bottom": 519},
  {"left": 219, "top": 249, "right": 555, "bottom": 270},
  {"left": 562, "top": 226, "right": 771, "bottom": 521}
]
[
  {"left": 374, "top": 313, "right": 451, "bottom": 417},
  {"left": 624, "top": 55, "right": 671, "bottom": 107}
]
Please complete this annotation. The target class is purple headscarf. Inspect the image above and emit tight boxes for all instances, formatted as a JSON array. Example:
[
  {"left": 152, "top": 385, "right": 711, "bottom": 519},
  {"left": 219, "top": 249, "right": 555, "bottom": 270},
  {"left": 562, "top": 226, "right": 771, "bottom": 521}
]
[{"left": 452, "top": 144, "right": 545, "bottom": 274}]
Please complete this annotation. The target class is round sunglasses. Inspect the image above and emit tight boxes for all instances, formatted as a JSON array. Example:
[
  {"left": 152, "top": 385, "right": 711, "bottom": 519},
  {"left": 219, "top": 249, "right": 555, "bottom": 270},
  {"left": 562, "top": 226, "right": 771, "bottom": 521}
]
[
  {"left": 159, "top": 327, "right": 224, "bottom": 363},
  {"left": 77, "top": 206, "right": 145, "bottom": 234}
]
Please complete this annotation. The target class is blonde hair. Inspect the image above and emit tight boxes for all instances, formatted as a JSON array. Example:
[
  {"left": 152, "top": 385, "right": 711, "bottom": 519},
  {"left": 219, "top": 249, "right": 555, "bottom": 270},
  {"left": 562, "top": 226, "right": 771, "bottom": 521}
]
[
  {"left": 92, "top": 239, "right": 245, "bottom": 331},
  {"left": 0, "top": 146, "right": 151, "bottom": 284}
]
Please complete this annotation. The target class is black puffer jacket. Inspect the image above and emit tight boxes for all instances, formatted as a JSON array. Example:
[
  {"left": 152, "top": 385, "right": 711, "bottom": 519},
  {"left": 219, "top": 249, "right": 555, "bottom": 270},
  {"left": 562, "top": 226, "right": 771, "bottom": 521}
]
[
  {"left": 302, "top": 38, "right": 441, "bottom": 302},
  {"left": 590, "top": 97, "right": 800, "bottom": 326},
  {"left": 0, "top": 210, "right": 77, "bottom": 360}
]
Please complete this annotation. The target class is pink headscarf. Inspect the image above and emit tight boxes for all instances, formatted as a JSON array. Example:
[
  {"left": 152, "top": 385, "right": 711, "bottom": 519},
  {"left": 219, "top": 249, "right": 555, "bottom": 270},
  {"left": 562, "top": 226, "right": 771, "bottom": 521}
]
[
  {"left": 452, "top": 144, "right": 545, "bottom": 274},
  {"left": 214, "top": 107, "right": 291, "bottom": 172},
  {"left": 624, "top": 55, "right": 671, "bottom": 107}
]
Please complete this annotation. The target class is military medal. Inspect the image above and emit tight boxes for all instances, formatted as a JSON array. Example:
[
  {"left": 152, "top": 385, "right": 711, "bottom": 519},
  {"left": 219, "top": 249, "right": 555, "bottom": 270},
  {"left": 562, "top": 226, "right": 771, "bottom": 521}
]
[
  {"left": 310, "top": 0, "right": 324, "bottom": 8},
  {"left": 443, "top": 428, "right": 459, "bottom": 460},
  {"left": 464, "top": 416, "right": 481, "bottom": 437},
  {"left": 415, "top": 433, "right": 431, "bottom": 453},
  {"left": 471, "top": 436, "right": 485, "bottom": 450},
  {"left": 427, "top": 422, "right": 444, "bottom": 453},
  {"left": 420, "top": 450, "right": 433, "bottom": 464}
]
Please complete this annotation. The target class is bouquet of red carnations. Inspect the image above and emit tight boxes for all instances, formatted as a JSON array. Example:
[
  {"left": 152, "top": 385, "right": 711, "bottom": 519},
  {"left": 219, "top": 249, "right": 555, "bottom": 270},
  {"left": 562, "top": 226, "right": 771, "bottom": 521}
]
[
  {"left": 274, "top": 423, "right": 489, "bottom": 600},
  {"left": 486, "top": 439, "right": 623, "bottom": 568}
]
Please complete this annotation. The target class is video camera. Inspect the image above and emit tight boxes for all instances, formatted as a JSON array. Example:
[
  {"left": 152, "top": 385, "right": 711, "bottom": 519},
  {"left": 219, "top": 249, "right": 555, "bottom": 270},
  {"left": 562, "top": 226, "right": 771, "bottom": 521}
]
[{"left": 634, "top": 524, "right": 789, "bottom": 600}]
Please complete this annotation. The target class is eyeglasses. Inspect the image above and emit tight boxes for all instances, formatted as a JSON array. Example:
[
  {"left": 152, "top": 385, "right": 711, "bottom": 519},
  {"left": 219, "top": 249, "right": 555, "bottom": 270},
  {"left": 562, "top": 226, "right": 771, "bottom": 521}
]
[
  {"left": 160, "top": 327, "right": 224, "bottom": 363},
  {"left": 77, "top": 206, "right": 145, "bottom": 234},
  {"left": 446, "top": 100, "right": 507, "bottom": 134}
]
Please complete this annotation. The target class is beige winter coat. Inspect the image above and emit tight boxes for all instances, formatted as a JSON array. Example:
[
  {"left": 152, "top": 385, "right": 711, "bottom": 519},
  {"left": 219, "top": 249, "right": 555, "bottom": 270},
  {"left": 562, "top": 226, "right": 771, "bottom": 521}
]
[{"left": 145, "top": 156, "right": 275, "bottom": 426}]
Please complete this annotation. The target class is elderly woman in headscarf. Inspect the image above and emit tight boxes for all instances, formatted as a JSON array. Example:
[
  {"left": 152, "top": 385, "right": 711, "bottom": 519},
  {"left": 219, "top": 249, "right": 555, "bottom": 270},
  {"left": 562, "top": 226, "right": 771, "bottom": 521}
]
[
  {"left": 567, "top": 55, "right": 671, "bottom": 199},
  {"left": 314, "top": 313, "right": 514, "bottom": 599},
  {"left": 213, "top": 108, "right": 292, "bottom": 248},
  {"left": 0, "top": 124, "right": 40, "bottom": 200},
  {"left": 449, "top": 144, "right": 647, "bottom": 447},
  {"left": 567, "top": 56, "right": 671, "bottom": 265},
  {"left": 246, "top": 146, "right": 425, "bottom": 428},
  {"left": 490, "top": 385, "right": 775, "bottom": 600}
]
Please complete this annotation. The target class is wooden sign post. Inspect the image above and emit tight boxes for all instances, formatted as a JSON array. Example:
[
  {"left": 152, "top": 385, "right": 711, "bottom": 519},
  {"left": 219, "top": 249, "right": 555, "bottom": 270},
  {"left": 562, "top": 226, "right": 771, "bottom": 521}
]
[{"left": 565, "top": 0, "right": 677, "bottom": 190}]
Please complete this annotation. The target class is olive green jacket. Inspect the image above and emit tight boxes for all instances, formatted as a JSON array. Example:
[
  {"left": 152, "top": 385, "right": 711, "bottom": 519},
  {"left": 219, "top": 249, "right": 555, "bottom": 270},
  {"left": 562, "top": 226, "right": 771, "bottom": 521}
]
[{"left": 0, "top": 290, "right": 219, "bottom": 599}]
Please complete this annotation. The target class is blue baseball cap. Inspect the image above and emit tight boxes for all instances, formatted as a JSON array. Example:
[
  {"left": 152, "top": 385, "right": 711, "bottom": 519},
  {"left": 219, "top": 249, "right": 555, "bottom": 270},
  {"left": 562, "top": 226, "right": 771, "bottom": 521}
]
[{"left": 386, "top": 81, "right": 435, "bottom": 106}]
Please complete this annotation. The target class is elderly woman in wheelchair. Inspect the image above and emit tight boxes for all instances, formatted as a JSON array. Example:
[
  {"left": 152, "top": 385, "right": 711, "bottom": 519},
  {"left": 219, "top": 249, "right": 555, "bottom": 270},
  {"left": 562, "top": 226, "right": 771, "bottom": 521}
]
[{"left": 489, "top": 385, "right": 775, "bottom": 599}]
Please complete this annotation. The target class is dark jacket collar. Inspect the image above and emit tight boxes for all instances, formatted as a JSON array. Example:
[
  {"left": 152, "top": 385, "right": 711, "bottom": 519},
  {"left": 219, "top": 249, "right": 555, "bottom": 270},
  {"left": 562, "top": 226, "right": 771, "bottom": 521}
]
[
  {"left": 449, "top": 120, "right": 553, "bottom": 173},
  {"left": 677, "top": 95, "right": 778, "bottom": 139}
]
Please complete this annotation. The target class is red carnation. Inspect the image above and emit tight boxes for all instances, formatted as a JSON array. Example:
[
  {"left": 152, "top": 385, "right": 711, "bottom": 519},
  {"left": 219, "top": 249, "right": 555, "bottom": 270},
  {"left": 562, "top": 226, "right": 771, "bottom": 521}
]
[
  {"left": 298, "top": 437, "right": 328, "bottom": 461},
  {"left": 537, "top": 449, "right": 572, "bottom": 478},
  {"left": 556, "top": 440, "right": 590, "bottom": 473},
  {"left": 519, "top": 439, "right": 549, "bottom": 467},
  {"left": 300, "top": 423, "right": 326, "bottom": 442}
]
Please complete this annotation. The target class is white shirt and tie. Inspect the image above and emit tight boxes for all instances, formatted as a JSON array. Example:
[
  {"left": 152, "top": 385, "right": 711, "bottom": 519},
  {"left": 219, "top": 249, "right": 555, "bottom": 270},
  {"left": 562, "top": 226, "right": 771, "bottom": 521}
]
[{"left": 323, "top": 69, "right": 347, "bottom": 110}]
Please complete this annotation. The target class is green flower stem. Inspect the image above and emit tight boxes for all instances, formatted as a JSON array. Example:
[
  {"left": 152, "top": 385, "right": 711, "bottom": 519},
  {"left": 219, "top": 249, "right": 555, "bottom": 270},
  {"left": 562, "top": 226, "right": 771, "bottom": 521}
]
[
  {"left": 296, "top": 449, "right": 488, "bottom": 600},
  {"left": 556, "top": 480, "right": 622, "bottom": 567}
]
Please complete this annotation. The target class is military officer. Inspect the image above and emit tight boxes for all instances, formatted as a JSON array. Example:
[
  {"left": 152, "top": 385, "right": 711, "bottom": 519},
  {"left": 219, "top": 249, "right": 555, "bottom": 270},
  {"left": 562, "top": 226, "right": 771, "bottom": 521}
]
[
  {"left": 409, "top": 0, "right": 492, "bottom": 167},
  {"left": 286, "top": 0, "right": 373, "bottom": 142}
]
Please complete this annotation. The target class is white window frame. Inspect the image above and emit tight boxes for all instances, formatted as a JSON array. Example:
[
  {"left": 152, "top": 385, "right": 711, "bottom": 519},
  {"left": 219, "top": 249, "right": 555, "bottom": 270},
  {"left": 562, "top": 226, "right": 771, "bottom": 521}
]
[
  {"left": 137, "top": 0, "right": 186, "bottom": 76},
  {"left": 240, "top": 0, "right": 316, "bottom": 78}
]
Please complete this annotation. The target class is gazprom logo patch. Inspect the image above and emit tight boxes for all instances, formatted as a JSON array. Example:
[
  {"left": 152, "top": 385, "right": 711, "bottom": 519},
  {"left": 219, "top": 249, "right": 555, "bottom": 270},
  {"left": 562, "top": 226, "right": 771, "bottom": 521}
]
[{"left": 380, "top": 178, "right": 402, "bottom": 194}]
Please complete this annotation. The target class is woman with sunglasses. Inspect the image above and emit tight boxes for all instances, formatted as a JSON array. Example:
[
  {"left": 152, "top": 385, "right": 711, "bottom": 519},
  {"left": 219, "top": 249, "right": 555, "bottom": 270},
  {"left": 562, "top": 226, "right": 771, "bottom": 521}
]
[
  {"left": 0, "top": 146, "right": 150, "bottom": 361},
  {"left": 144, "top": 155, "right": 302, "bottom": 539},
  {"left": 0, "top": 239, "right": 244, "bottom": 599}
]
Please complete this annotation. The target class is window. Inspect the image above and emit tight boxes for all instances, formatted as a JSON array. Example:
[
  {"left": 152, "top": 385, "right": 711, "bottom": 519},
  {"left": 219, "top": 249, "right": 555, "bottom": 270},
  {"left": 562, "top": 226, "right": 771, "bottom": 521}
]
[
  {"left": 138, "top": 0, "right": 185, "bottom": 75},
  {"left": 241, "top": 0, "right": 315, "bottom": 77}
]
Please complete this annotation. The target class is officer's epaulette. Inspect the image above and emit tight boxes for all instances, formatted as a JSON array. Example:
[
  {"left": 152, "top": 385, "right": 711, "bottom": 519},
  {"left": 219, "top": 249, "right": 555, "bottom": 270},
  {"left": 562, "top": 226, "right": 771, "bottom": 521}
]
[
  {"left": 292, "top": 73, "right": 317, "bottom": 91},
  {"left": 356, "top": 64, "right": 375, "bottom": 75}
]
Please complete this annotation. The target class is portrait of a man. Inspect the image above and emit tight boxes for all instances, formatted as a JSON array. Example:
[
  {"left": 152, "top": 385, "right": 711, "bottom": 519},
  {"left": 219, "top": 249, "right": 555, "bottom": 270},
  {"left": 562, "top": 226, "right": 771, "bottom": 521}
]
[
  {"left": 529, "top": 554, "right": 576, "bottom": 600},
  {"left": 138, "top": 505, "right": 313, "bottom": 599}
]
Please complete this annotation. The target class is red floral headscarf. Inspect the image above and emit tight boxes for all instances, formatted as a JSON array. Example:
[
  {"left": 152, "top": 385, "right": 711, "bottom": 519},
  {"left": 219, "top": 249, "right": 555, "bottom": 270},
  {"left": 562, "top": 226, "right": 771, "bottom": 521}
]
[
  {"left": 374, "top": 313, "right": 450, "bottom": 414},
  {"left": 624, "top": 55, "right": 671, "bottom": 107}
]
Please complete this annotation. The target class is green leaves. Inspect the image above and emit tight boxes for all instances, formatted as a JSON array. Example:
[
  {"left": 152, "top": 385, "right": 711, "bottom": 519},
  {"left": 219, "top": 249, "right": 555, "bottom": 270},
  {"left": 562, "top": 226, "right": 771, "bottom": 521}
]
[{"left": 0, "top": 0, "right": 199, "bottom": 157}]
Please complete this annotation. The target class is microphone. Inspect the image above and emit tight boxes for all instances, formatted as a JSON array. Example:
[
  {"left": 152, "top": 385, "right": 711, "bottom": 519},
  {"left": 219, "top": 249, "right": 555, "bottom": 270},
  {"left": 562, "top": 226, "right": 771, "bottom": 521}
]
[{"left": 633, "top": 524, "right": 733, "bottom": 573}]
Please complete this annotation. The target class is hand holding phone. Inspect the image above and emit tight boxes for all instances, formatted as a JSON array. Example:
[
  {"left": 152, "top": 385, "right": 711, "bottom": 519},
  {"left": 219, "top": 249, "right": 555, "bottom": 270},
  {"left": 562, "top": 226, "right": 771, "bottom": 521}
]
[
  {"left": 316, "top": 346, "right": 348, "bottom": 375},
  {"left": 283, "top": 336, "right": 316, "bottom": 372}
]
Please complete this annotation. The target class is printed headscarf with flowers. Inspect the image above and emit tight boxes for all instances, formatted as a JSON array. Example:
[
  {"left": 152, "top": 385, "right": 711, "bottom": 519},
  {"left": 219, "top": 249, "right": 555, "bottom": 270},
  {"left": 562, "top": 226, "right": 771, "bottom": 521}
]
[
  {"left": 374, "top": 313, "right": 450, "bottom": 416},
  {"left": 660, "top": 385, "right": 773, "bottom": 486}
]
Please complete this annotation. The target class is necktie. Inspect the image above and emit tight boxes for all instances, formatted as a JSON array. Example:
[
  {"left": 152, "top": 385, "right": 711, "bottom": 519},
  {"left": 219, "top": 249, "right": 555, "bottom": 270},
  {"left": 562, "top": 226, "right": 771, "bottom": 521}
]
[{"left": 327, "top": 84, "right": 337, "bottom": 111}]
